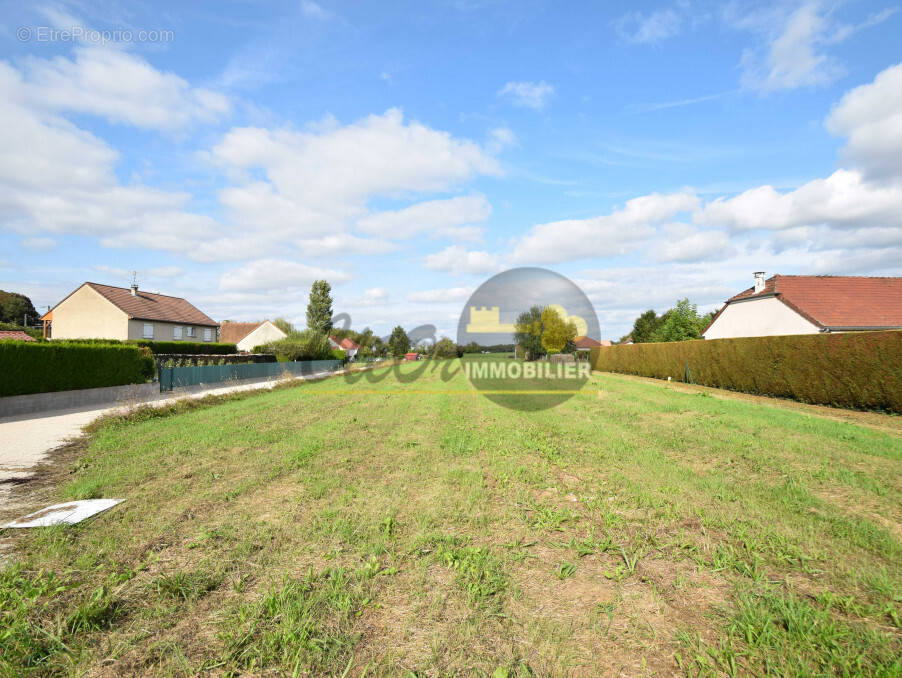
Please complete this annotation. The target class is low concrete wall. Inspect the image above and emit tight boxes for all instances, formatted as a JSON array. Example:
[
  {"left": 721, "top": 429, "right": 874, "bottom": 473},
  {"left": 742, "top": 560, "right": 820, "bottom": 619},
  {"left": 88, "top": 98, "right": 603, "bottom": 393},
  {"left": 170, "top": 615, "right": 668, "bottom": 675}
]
[
  {"left": 0, "top": 362, "right": 386, "bottom": 420},
  {"left": 0, "top": 383, "right": 159, "bottom": 418}
]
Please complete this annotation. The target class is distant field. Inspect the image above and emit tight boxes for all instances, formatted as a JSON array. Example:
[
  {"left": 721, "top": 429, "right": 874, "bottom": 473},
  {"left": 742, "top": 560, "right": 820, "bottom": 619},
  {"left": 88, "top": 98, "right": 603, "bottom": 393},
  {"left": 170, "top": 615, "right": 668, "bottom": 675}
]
[{"left": 2, "top": 361, "right": 900, "bottom": 676}]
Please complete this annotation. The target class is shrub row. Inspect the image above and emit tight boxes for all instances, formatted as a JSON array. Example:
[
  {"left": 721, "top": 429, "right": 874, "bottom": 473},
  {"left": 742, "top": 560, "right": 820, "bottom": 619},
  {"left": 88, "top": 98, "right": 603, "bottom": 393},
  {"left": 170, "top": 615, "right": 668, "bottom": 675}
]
[
  {"left": 131, "top": 340, "right": 237, "bottom": 355},
  {"left": 255, "top": 332, "right": 337, "bottom": 362},
  {"left": 54, "top": 338, "right": 237, "bottom": 354},
  {"left": 590, "top": 330, "right": 902, "bottom": 413},
  {"left": 0, "top": 341, "right": 155, "bottom": 397},
  {"left": 154, "top": 353, "right": 277, "bottom": 367}
]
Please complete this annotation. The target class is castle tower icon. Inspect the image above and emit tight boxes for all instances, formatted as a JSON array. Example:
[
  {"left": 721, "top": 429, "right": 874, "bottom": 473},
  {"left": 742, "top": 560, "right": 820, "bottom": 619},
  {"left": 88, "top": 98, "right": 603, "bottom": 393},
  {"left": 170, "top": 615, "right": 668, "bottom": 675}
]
[{"left": 466, "top": 306, "right": 516, "bottom": 334}]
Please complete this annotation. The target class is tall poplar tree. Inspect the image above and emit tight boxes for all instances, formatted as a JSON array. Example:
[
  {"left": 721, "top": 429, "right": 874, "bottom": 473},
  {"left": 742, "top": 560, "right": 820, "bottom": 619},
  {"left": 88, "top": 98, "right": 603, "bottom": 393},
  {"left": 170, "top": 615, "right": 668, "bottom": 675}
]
[{"left": 306, "top": 280, "right": 333, "bottom": 334}]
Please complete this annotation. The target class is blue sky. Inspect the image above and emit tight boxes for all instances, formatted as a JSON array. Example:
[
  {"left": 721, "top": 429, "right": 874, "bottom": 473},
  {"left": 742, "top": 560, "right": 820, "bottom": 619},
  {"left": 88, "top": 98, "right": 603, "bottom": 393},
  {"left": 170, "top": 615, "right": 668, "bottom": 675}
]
[{"left": 1, "top": 0, "right": 901, "bottom": 340}]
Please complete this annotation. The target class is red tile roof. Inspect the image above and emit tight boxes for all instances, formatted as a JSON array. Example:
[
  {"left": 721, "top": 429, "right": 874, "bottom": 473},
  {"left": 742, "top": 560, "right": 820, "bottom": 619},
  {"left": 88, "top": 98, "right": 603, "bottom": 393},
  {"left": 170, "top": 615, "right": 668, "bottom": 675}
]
[
  {"left": 725, "top": 275, "right": 902, "bottom": 329},
  {"left": 573, "top": 335, "right": 607, "bottom": 348},
  {"left": 0, "top": 330, "right": 35, "bottom": 341},
  {"left": 330, "top": 336, "right": 360, "bottom": 350},
  {"left": 79, "top": 283, "right": 218, "bottom": 326},
  {"left": 219, "top": 321, "right": 264, "bottom": 344}
]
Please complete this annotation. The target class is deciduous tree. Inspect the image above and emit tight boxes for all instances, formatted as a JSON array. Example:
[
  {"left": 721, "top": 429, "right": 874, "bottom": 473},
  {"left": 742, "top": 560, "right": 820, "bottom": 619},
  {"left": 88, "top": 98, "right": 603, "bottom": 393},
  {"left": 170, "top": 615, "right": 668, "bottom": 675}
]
[
  {"left": 431, "top": 337, "right": 460, "bottom": 358},
  {"left": 540, "top": 306, "right": 577, "bottom": 353},
  {"left": 657, "top": 298, "right": 704, "bottom": 342},
  {"left": 514, "top": 306, "right": 544, "bottom": 360},
  {"left": 387, "top": 326, "right": 410, "bottom": 357},
  {"left": 0, "top": 291, "right": 38, "bottom": 325}
]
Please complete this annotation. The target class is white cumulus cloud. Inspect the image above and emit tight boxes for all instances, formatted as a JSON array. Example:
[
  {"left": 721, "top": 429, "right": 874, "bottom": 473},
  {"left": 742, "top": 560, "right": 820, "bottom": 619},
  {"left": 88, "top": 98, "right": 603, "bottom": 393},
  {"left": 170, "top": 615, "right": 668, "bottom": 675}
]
[
  {"left": 21, "top": 47, "right": 230, "bottom": 131},
  {"left": 219, "top": 259, "right": 351, "bottom": 293},
  {"left": 649, "top": 224, "right": 734, "bottom": 262},
  {"left": 211, "top": 109, "right": 501, "bottom": 244},
  {"left": 357, "top": 195, "right": 491, "bottom": 239},
  {"left": 826, "top": 62, "right": 902, "bottom": 180},
  {"left": 424, "top": 245, "right": 501, "bottom": 275},
  {"left": 695, "top": 169, "right": 902, "bottom": 231},
  {"left": 511, "top": 191, "right": 699, "bottom": 264}
]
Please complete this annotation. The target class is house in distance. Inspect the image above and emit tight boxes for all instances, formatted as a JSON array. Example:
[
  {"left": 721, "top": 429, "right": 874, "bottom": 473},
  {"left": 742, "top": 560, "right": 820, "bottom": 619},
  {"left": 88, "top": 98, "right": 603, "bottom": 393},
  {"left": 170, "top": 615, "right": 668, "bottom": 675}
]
[
  {"left": 703, "top": 273, "right": 902, "bottom": 339},
  {"left": 220, "top": 320, "right": 287, "bottom": 353},
  {"left": 329, "top": 335, "right": 360, "bottom": 360},
  {"left": 43, "top": 282, "right": 219, "bottom": 342}
]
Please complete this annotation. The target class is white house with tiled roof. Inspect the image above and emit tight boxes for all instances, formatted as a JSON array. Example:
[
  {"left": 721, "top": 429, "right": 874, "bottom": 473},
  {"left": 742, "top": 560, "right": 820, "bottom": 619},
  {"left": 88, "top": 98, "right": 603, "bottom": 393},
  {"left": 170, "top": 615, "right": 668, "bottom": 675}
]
[
  {"left": 329, "top": 335, "right": 360, "bottom": 360},
  {"left": 703, "top": 273, "right": 902, "bottom": 340},
  {"left": 220, "top": 320, "right": 287, "bottom": 352},
  {"left": 43, "top": 282, "right": 219, "bottom": 342}
]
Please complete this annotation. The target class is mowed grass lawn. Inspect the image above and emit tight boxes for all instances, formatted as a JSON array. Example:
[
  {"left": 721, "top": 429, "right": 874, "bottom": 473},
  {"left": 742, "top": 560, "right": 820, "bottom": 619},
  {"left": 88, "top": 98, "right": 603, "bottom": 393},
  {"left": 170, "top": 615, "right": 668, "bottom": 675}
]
[{"left": 2, "top": 360, "right": 901, "bottom": 676}]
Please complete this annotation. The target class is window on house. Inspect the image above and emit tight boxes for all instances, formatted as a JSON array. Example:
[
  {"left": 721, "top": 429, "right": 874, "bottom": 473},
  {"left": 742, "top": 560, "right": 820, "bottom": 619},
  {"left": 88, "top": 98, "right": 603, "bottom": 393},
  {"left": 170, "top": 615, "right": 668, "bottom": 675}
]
[
  {"left": 203, "top": 328, "right": 212, "bottom": 341},
  {"left": 186, "top": 326, "right": 196, "bottom": 337},
  {"left": 173, "top": 326, "right": 183, "bottom": 340},
  {"left": 143, "top": 323, "right": 154, "bottom": 339}
]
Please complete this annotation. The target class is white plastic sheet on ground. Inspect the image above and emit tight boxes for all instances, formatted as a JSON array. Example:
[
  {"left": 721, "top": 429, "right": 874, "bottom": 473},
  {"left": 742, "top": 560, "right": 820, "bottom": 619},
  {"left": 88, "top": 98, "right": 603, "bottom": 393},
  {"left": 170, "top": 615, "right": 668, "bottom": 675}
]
[{"left": 2, "top": 499, "right": 124, "bottom": 528}]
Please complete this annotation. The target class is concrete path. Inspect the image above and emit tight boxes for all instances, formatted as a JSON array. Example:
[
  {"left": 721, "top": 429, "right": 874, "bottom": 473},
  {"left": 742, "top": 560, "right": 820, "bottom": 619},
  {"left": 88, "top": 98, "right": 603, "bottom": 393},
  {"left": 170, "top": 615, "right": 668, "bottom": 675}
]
[{"left": 0, "top": 369, "right": 343, "bottom": 512}]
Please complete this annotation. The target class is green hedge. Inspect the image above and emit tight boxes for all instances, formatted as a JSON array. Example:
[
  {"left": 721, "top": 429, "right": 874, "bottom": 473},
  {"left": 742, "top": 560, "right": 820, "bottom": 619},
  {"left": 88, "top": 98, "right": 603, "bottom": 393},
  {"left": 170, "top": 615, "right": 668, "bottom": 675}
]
[
  {"left": 255, "top": 332, "right": 334, "bottom": 361},
  {"left": 53, "top": 338, "right": 237, "bottom": 354},
  {"left": 591, "top": 330, "right": 902, "bottom": 413},
  {"left": 0, "top": 341, "right": 155, "bottom": 397},
  {"left": 129, "top": 340, "right": 236, "bottom": 355}
]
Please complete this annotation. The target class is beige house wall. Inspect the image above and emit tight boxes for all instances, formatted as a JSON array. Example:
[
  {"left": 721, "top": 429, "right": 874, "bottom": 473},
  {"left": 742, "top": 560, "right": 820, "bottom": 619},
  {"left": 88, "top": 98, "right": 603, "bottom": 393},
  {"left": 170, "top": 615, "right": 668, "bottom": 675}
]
[
  {"left": 127, "top": 320, "right": 218, "bottom": 343},
  {"left": 51, "top": 285, "right": 129, "bottom": 340},
  {"left": 237, "top": 321, "right": 286, "bottom": 352},
  {"left": 703, "top": 297, "right": 820, "bottom": 340}
]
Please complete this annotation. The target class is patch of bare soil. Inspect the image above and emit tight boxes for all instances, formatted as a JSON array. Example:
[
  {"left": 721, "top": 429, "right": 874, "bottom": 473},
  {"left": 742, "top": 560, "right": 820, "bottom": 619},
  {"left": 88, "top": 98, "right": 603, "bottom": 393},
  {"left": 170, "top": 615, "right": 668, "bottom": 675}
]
[
  {"left": 506, "top": 541, "right": 733, "bottom": 677},
  {"left": 354, "top": 563, "right": 486, "bottom": 673},
  {"left": 814, "top": 487, "right": 902, "bottom": 543},
  {"left": 0, "top": 438, "right": 88, "bottom": 558}
]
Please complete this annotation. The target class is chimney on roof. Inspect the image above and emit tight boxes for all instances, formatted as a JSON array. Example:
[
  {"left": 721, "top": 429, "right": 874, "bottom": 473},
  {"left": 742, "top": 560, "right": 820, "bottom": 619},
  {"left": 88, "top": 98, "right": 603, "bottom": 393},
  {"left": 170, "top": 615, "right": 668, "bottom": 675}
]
[
  {"left": 753, "top": 271, "right": 766, "bottom": 293},
  {"left": 130, "top": 271, "right": 138, "bottom": 296}
]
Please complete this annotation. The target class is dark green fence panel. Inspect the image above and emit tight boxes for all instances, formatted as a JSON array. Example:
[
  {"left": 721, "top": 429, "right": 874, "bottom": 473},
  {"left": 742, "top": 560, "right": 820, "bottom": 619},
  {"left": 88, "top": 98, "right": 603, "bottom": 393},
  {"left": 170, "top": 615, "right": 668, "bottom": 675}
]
[{"left": 159, "top": 359, "right": 341, "bottom": 392}]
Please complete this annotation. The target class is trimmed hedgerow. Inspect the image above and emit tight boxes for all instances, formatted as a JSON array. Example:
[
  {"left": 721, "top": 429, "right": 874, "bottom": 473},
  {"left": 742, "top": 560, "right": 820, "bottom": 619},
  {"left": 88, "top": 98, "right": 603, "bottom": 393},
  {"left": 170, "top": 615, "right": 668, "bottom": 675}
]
[
  {"left": 590, "top": 330, "right": 902, "bottom": 413},
  {"left": 255, "top": 331, "right": 334, "bottom": 362},
  {"left": 129, "top": 340, "right": 237, "bottom": 355},
  {"left": 55, "top": 339, "right": 237, "bottom": 354},
  {"left": 0, "top": 341, "right": 155, "bottom": 397}
]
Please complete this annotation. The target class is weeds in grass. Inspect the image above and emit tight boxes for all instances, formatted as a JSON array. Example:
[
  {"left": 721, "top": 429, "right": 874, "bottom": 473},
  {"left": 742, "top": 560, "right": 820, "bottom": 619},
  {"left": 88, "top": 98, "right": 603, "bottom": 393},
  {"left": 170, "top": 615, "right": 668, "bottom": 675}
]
[
  {"left": 2, "top": 364, "right": 900, "bottom": 675},
  {"left": 222, "top": 566, "right": 373, "bottom": 674},
  {"left": 555, "top": 533, "right": 615, "bottom": 557},
  {"left": 554, "top": 562, "right": 577, "bottom": 580},
  {"left": 66, "top": 586, "right": 122, "bottom": 633},
  {"left": 153, "top": 570, "right": 221, "bottom": 601},
  {"left": 0, "top": 566, "right": 120, "bottom": 672},
  {"left": 523, "top": 500, "right": 575, "bottom": 530},
  {"left": 423, "top": 535, "right": 508, "bottom": 607},
  {"left": 287, "top": 438, "right": 324, "bottom": 468}
]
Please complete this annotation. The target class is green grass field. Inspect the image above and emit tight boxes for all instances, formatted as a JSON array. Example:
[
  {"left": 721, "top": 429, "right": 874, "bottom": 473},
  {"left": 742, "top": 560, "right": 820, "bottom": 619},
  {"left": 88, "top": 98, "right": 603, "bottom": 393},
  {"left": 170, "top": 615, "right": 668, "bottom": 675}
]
[{"left": 1, "top": 360, "right": 900, "bottom": 676}]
